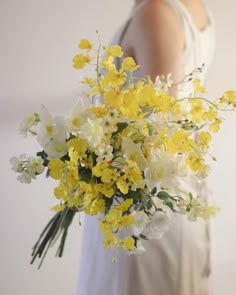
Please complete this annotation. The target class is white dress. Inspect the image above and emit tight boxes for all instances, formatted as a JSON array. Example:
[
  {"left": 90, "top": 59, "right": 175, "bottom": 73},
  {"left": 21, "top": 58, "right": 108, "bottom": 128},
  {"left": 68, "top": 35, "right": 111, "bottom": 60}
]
[{"left": 77, "top": 1, "right": 215, "bottom": 295}]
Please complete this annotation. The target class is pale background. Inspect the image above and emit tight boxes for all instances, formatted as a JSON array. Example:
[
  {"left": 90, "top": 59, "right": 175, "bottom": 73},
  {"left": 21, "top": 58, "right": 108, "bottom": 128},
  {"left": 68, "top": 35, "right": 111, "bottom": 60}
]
[{"left": 0, "top": 0, "right": 235, "bottom": 294}]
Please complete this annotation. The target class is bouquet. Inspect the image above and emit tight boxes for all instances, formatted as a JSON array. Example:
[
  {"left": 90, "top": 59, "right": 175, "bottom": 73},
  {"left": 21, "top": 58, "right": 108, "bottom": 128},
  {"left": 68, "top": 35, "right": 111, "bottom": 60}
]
[{"left": 10, "top": 37, "right": 236, "bottom": 268}]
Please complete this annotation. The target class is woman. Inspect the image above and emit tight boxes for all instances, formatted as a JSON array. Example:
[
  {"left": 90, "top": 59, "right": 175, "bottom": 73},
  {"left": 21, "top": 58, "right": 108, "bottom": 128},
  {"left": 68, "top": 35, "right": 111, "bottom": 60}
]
[{"left": 77, "top": 1, "right": 215, "bottom": 294}]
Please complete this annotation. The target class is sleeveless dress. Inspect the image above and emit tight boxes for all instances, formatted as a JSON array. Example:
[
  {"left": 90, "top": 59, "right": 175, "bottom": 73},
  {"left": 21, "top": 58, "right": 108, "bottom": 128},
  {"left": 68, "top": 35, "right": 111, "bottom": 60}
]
[{"left": 77, "top": 1, "right": 215, "bottom": 295}]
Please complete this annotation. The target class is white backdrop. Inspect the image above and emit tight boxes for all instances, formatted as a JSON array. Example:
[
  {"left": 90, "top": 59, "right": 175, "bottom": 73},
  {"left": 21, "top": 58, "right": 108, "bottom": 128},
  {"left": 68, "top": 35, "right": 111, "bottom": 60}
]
[{"left": 0, "top": 1, "right": 235, "bottom": 294}]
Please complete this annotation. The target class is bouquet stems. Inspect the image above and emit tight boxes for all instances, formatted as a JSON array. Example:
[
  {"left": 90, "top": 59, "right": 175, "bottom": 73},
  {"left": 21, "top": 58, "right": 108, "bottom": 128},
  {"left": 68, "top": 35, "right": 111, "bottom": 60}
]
[{"left": 31, "top": 208, "right": 76, "bottom": 269}]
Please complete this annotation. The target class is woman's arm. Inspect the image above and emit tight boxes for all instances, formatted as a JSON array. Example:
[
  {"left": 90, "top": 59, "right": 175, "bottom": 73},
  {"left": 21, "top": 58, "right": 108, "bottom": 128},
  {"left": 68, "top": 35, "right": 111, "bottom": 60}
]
[{"left": 131, "top": 0, "right": 185, "bottom": 83}]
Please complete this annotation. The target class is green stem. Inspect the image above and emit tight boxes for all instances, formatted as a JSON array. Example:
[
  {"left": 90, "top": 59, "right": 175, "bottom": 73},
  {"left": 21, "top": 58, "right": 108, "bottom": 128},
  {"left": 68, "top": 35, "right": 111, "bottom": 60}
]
[{"left": 178, "top": 96, "right": 235, "bottom": 112}]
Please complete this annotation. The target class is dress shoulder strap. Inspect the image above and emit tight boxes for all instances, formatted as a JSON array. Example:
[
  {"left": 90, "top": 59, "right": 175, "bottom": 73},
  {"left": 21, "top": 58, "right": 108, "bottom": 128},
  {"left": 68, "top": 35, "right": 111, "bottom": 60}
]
[{"left": 164, "top": 0, "right": 195, "bottom": 35}]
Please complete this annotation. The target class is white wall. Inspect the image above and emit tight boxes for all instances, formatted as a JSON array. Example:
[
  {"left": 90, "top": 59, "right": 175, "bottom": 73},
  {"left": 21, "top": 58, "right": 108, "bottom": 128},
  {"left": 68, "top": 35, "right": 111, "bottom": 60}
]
[{"left": 0, "top": 0, "right": 235, "bottom": 294}]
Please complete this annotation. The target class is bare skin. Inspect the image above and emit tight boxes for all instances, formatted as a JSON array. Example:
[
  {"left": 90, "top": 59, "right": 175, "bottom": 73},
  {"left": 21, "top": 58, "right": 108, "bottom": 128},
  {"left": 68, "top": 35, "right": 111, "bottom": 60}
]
[{"left": 120, "top": 0, "right": 210, "bottom": 83}]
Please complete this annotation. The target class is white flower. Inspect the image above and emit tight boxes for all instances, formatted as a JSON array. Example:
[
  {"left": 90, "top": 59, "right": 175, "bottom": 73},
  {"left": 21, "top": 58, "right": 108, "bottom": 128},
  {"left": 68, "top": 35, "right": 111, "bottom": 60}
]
[
  {"left": 143, "top": 210, "right": 171, "bottom": 240},
  {"left": 67, "top": 98, "right": 94, "bottom": 132},
  {"left": 10, "top": 154, "right": 45, "bottom": 183},
  {"left": 122, "top": 137, "right": 147, "bottom": 171},
  {"left": 44, "top": 140, "right": 67, "bottom": 159},
  {"left": 154, "top": 73, "right": 173, "bottom": 92},
  {"left": 132, "top": 211, "right": 150, "bottom": 236},
  {"left": 19, "top": 112, "right": 40, "bottom": 137},
  {"left": 95, "top": 144, "right": 113, "bottom": 163},
  {"left": 144, "top": 151, "right": 181, "bottom": 193},
  {"left": 79, "top": 118, "right": 104, "bottom": 148},
  {"left": 37, "top": 105, "right": 68, "bottom": 148}
]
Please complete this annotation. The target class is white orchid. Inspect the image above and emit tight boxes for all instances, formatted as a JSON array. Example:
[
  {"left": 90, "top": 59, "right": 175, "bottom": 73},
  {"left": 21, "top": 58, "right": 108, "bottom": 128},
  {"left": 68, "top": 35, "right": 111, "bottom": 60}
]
[
  {"left": 37, "top": 105, "right": 68, "bottom": 148},
  {"left": 144, "top": 151, "right": 181, "bottom": 193},
  {"left": 44, "top": 140, "right": 67, "bottom": 159},
  {"left": 122, "top": 137, "right": 147, "bottom": 171},
  {"left": 67, "top": 98, "right": 94, "bottom": 132},
  {"left": 79, "top": 118, "right": 104, "bottom": 148},
  {"left": 10, "top": 154, "right": 45, "bottom": 183}
]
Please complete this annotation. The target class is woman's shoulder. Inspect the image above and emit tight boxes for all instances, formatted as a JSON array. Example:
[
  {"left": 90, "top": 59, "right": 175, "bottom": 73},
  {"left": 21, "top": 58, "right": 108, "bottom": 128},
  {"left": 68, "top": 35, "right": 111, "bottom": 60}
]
[{"left": 134, "top": 0, "right": 183, "bottom": 33}]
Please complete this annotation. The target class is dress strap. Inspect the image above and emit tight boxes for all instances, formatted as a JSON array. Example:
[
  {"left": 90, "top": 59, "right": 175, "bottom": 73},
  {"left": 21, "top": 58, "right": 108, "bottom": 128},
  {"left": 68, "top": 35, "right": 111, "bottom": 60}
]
[{"left": 164, "top": 0, "right": 195, "bottom": 38}]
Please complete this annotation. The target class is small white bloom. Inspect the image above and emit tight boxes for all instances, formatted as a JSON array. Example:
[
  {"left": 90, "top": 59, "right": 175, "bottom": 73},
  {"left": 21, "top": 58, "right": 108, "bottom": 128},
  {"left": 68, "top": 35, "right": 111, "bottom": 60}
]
[
  {"left": 95, "top": 144, "right": 113, "bottom": 163},
  {"left": 154, "top": 73, "right": 173, "bottom": 92},
  {"left": 29, "top": 156, "right": 45, "bottom": 174},
  {"left": 143, "top": 210, "right": 171, "bottom": 240},
  {"left": 132, "top": 211, "right": 150, "bottom": 236},
  {"left": 79, "top": 118, "right": 104, "bottom": 148},
  {"left": 10, "top": 154, "right": 45, "bottom": 183}
]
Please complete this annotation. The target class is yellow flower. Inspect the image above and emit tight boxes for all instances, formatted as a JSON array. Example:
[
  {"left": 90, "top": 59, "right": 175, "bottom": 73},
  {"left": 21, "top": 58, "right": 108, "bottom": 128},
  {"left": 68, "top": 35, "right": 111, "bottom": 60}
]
[
  {"left": 198, "top": 131, "right": 212, "bottom": 151},
  {"left": 99, "top": 222, "right": 111, "bottom": 237},
  {"left": 104, "top": 68, "right": 127, "bottom": 87},
  {"left": 86, "top": 198, "right": 105, "bottom": 215},
  {"left": 67, "top": 138, "right": 87, "bottom": 156},
  {"left": 165, "top": 129, "right": 193, "bottom": 153},
  {"left": 221, "top": 90, "right": 236, "bottom": 106},
  {"left": 209, "top": 118, "right": 222, "bottom": 133},
  {"left": 103, "top": 234, "right": 118, "bottom": 249},
  {"left": 121, "top": 57, "right": 140, "bottom": 72},
  {"left": 121, "top": 237, "right": 135, "bottom": 251},
  {"left": 94, "top": 183, "right": 114, "bottom": 198},
  {"left": 116, "top": 199, "right": 133, "bottom": 212},
  {"left": 106, "top": 209, "right": 122, "bottom": 226},
  {"left": 125, "top": 161, "right": 144, "bottom": 187},
  {"left": 73, "top": 54, "right": 92, "bottom": 69},
  {"left": 81, "top": 77, "right": 96, "bottom": 86},
  {"left": 190, "top": 99, "right": 205, "bottom": 123},
  {"left": 78, "top": 39, "right": 93, "bottom": 50},
  {"left": 68, "top": 147, "right": 79, "bottom": 165},
  {"left": 105, "top": 45, "right": 123, "bottom": 58},
  {"left": 117, "top": 175, "right": 129, "bottom": 194},
  {"left": 54, "top": 182, "right": 67, "bottom": 199},
  {"left": 120, "top": 215, "right": 135, "bottom": 229},
  {"left": 155, "top": 93, "right": 177, "bottom": 114},
  {"left": 48, "top": 158, "right": 64, "bottom": 179},
  {"left": 92, "top": 162, "right": 108, "bottom": 177},
  {"left": 102, "top": 55, "right": 115, "bottom": 70},
  {"left": 203, "top": 106, "right": 217, "bottom": 122},
  {"left": 88, "top": 105, "right": 106, "bottom": 117},
  {"left": 104, "top": 89, "right": 124, "bottom": 108},
  {"left": 101, "top": 167, "right": 118, "bottom": 183},
  {"left": 51, "top": 204, "right": 65, "bottom": 212},
  {"left": 193, "top": 78, "right": 206, "bottom": 93},
  {"left": 187, "top": 153, "right": 205, "bottom": 172}
]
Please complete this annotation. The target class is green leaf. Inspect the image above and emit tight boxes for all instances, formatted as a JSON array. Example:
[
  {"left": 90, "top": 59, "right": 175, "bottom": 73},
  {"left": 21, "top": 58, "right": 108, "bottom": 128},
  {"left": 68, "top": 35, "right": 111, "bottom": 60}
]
[
  {"left": 36, "top": 150, "right": 49, "bottom": 166},
  {"left": 165, "top": 201, "right": 174, "bottom": 210},
  {"left": 139, "top": 234, "right": 148, "bottom": 240},
  {"left": 78, "top": 167, "right": 92, "bottom": 183},
  {"left": 126, "top": 190, "right": 142, "bottom": 202},
  {"left": 112, "top": 122, "right": 128, "bottom": 138},
  {"left": 157, "top": 191, "right": 170, "bottom": 200},
  {"left": 104, "top": 197, "right": 113, "bottom": 215}
]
